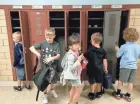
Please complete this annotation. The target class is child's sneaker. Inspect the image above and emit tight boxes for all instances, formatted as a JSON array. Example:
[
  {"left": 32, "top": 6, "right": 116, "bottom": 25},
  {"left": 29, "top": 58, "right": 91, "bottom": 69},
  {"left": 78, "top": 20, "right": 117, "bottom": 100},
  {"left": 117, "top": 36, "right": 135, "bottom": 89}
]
[
  {"left": 13, "top": 86, "right": 22, "bottom": 91},
  {"left": 25, "top": 85, "right": 32, "bottom": 90},
  {"left": 50, "top": 90, "right": 58, "bottom": 98},
  {"left": 96, "top": 92, "right": 102, "bottom": 98},
  {"left": 112, "top": 91, "right": 122, "bottom": 100},
  {"left": 123, "top": 93, "right": 131, "bottom": 102},
  {"left": 88, "top": 93, "right": 95, "bottom": 100},
  {"left": 43, "top": 94, "right": 48, "bottom": 104}
]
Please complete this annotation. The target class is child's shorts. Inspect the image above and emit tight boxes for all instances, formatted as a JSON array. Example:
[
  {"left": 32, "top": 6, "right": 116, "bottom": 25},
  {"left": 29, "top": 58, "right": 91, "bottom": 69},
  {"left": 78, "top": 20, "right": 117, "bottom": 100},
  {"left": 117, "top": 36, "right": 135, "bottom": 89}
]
[
  {"left": 16, "top": 66, "right": 25, "bottom": 80},
  {"left": 119, "top": 68, "right": 136, "bottom": 83},
  {"left": 88, "top": 75, "right": 103, "bottom": 84},
  {"left": 70, "top": 79, "right": 81, "bottom": 86}
]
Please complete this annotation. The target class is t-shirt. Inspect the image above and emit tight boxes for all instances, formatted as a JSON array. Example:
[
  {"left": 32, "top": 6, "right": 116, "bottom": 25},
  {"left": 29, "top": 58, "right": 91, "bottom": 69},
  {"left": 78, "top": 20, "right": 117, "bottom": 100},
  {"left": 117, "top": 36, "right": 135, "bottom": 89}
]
[
  {"left": 34, "top": 41, "right": 60, "bottom": 68},
  {"left": 84, "top": 46, "right": 107, "bottom": 77},
  {"left": 117, "top": 42, "right": 140, "bottom": 69}
]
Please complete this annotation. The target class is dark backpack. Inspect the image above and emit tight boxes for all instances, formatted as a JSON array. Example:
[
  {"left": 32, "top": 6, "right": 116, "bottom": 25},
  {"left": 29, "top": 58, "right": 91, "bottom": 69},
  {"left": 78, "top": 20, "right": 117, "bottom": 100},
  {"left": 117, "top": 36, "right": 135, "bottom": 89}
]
[
  {"left": 103, "top": 73, "right": 112, "bottom": 89},
  {"left": 33, "top": 58, "right": 50, "bottom": 101}
]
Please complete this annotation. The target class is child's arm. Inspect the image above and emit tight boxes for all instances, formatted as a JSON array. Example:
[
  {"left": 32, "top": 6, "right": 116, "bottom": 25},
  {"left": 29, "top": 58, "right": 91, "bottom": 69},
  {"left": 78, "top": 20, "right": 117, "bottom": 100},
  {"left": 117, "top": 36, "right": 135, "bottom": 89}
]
[
  {"left": 29, "top": 46, "right": 41, "bottom": 58},
  {"left": 103, "top": 50, "right": 108, "bottom": 72},
  {"left": 115, "top": 45, "right": 124, "bottom": 58},
  {"left": 103, "top": 59, "right": 108, "bottom": 72}
]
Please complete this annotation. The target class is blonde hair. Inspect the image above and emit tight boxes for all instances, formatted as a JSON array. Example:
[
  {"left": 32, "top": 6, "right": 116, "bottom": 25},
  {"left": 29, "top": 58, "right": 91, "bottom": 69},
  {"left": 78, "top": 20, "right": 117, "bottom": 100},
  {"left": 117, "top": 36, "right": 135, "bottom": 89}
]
[
  {"left": 45, "top": 27, "right": 55, "bottom": 36},
  {"left": 123, "top": 28, "right": 139, "bottom": 42},
  {"left": 12, "top": 31, "right": 21, "bottom": 41},
  {"left": 91, "top": 32, "right": 103, "bottom": 43}
]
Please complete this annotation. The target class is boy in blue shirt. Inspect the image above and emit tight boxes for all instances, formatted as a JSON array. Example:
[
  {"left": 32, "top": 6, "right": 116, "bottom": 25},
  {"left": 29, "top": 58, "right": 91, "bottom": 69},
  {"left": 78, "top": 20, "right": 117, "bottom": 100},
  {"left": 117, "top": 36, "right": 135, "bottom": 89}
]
[
  {"left": 114, "top": 28, "right": 140, "bottom": 102},
  {"left": 13, "top": 32, "right": 25, "bottom": 91}
]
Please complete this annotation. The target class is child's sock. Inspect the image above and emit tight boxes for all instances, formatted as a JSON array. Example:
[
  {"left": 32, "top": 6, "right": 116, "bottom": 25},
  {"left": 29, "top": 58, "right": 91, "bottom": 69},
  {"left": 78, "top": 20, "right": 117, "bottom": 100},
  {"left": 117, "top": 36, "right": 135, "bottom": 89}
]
[{"left": 116, "top": 89, "right": 121, "bottom": 94}]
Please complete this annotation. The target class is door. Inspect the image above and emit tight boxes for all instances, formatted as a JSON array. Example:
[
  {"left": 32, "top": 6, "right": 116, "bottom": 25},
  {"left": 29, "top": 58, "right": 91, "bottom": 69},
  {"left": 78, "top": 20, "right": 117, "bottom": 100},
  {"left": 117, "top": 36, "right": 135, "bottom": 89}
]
[
  {"left": 103, "top": 11, "right": 121, "bottom": 82},
  {"left": 19, "top": 11, "right": 32, "bottom": 80},
  {"left": 28, "top": 11, "right": 49, "bottom": 67}
]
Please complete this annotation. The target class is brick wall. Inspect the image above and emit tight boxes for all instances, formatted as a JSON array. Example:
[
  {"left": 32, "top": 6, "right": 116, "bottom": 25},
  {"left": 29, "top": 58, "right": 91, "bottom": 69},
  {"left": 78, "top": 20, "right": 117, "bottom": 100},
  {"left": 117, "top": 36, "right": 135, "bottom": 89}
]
[
  {"left": 129, "top": 9, "right": 140, "bottom": 85},
  {"left": 0, "top": 9, "right": 12, "bottom": 81}
]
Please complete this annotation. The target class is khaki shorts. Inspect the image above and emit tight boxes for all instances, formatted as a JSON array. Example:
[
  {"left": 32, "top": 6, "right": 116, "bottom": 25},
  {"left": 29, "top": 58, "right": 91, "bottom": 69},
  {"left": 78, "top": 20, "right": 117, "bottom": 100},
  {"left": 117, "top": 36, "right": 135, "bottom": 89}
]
[{"left": 119, "top": 68, "right": 136, "bottom": 83}]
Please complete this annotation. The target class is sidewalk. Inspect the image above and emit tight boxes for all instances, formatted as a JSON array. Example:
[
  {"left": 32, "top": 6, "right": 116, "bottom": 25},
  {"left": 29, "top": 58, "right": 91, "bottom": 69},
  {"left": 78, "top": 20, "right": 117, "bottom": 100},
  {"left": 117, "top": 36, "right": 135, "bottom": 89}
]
[{"left": 0, "top": 84, "right": 140, "bottom": 104}]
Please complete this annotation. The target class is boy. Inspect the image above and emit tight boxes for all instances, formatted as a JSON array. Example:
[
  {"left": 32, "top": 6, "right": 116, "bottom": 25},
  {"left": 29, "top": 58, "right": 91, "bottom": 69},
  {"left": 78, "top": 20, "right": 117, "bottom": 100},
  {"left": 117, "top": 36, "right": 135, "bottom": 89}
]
[
  {"left": 84, "top": 32, "right": 108, "bottom": 100},
  {"left": 113, "top": 28, "right": 140, "bottom": 102},
  {"left": 13, "top": 32, "right": 28, "bottom": 91},
  {"left": 30, "top": 27, "right": 60, "bottom": 104}
]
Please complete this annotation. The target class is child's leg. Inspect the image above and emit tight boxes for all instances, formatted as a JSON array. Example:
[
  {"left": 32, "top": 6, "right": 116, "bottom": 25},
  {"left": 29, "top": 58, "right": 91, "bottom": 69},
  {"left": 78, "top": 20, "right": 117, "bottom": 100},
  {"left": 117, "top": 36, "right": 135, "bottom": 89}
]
[
  {"left": 70, "top": 86, "right": 82, "bottom": 104},
  {"left": 17, "top": 79, "right": 22, "bottom": 86},
  {"left": 128, "top": 83, "right": 133, "bottom": 94},
  {"left": 96, "top": 83, "right": 102, "bottom": 92},
  {"left": 69, "top": 86, "right": 76, "bottom": 103},
  {"left": 123, "top": 70, "right": 136, "bottom": 102},
  {"left": 117, "top": 80, "right": 123, "bottom": 93},
  {"left": 88, "top": 77, "right": 96, "bottom": 100}
]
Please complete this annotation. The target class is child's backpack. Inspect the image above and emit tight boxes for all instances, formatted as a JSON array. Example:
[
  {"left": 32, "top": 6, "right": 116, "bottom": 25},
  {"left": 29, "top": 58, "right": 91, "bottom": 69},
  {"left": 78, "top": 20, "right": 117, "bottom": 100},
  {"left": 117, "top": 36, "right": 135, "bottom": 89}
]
[
  {"left": 18, "top": 46, "right": 24, "bottom": 65},
  {"left": 103, "top": 72, "right": 112, "bottom": 89},
  {"left": 33, "top": 57, "right": 50, "bottom": 101}
]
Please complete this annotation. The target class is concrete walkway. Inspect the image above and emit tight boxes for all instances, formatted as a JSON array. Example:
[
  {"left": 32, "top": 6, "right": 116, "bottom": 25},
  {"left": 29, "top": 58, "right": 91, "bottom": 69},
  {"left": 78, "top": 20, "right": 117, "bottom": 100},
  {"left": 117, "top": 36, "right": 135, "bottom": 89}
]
[{"left": 0, "top": 84, "right": 140, "bottom": 104}]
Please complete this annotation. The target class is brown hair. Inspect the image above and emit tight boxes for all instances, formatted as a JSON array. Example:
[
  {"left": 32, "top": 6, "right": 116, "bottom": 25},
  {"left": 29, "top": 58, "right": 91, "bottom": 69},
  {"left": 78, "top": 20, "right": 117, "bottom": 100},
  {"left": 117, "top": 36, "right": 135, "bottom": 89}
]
[
  {"left": 91, "top": 32, "right": 103, "bottom": 43},
  {"left": 45, "top": 27, "right": 55, "bottom": 36},
  {"left": 123, "top": 28, "right": 139, "bottom": 42},
  {"left": 68, "top": 34, "right": 80, "bottom": 47}
]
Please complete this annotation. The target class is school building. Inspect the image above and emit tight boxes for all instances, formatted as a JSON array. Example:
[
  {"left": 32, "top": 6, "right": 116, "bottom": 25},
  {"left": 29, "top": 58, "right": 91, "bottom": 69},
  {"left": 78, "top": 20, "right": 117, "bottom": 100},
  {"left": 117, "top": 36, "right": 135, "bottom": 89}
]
[{"left": 0, "top": 0, "right": 140, "bottom": 85}]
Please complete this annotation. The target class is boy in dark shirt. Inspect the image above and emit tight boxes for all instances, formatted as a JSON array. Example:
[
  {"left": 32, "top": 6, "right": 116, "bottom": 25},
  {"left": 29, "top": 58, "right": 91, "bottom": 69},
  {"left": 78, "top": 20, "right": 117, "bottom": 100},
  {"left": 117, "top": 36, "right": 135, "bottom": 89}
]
[
  {"left": 30, "top": 27, "right": 60, "bottom": 104},
  {"left": 84, "top": 32, "right": 108, "bottom": 100}
]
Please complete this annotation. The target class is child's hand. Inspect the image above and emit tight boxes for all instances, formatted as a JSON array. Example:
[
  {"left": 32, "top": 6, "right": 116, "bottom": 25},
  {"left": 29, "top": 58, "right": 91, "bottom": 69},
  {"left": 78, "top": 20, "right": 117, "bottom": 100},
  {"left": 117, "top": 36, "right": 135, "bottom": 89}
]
[
  {"left": 43, "top": 57, "right": 54, "bottom": 64},
  {"left": 78, "top": 54, "right": 83, "bottom": 62},
  {"left": 115, "top": 46, "right": 119, "bottom": 51}
]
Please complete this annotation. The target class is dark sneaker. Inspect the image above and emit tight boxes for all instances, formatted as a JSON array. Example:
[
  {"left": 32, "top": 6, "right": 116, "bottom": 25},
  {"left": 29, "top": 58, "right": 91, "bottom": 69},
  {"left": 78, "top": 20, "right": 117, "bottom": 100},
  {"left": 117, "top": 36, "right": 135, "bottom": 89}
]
[
  {"left": 112, "top": 91, "right": 122, "bottom": 100},
  {"left": 25, "top": 85, "right": 32, "bottom": 90},
  {"left": 88, "top": 93, "right": 95, "bottom": 100},
  {"left": 14, "top": 86, "right": 22, "bottom": 91},
  {"left": 123, "top": 93, "right": 131, "bottom": 102},
  {"left": 96, "top": 92, "right": 102, "bottom": 98}
]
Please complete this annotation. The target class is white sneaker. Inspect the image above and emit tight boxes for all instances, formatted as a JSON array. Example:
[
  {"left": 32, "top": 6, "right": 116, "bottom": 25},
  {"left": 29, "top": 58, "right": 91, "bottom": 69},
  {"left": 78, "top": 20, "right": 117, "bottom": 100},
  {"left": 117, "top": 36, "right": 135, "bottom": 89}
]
[
  {"left": 50, "top": 90, "right": 58, "bottom": 98},
  {"left": 43, "top": 94, "right": 48, "bottom": 104}
]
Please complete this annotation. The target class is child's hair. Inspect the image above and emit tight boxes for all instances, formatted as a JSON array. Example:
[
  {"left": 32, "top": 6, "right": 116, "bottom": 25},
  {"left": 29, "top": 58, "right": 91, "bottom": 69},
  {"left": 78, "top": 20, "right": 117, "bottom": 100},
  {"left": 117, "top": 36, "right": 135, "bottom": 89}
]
[
  {"left": 45, "top": 27, "right": 55, "bottom": 36},
  {"left": 91, "top": 32, "right": 103, "bottom": 43},
  {"left": 68, "top": 33, "right": 80, "bottom": 46},
  {"left": 123, "top": 28, "right": 139, "bottom": 42},
  {"left": 12, "top": 31, "right": 21, "bottom": 41}
]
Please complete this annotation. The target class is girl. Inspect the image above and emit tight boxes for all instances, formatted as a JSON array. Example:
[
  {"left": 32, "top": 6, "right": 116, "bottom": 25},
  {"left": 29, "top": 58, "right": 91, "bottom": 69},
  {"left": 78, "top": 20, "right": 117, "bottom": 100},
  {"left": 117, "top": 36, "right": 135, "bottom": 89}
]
[{"left": 60, "top": 34, "right": 83, "bottom": 104}]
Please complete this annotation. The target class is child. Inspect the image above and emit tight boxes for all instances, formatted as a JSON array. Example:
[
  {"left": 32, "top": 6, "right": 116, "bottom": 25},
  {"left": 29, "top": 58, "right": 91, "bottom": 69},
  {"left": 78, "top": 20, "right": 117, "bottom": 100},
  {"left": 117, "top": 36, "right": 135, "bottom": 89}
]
[
  {"left": 30, "top": 27, "right": 60, "bottom": 104},
  {"left": 113, "top": 28, "right": 140, "bottom": 102},
  {"left": 60, "top": 34, "right": 83, "bottom": 104},
  {"left": 84, "top": 32, "right": 108, "bottom": 100},
  {"left": 13, "top": 32, "right": 29, "bottom": 91}
]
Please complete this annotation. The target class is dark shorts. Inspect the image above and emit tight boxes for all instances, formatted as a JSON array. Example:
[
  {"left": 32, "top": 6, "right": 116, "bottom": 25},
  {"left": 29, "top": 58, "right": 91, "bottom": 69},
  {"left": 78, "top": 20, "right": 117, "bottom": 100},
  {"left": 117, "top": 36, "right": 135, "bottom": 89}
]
[
  {"left": 88, "top": 75, "right": 103, "bottom": 84},
  {"left": 16, "top": 66, "right": 25, "bottom": 80}
]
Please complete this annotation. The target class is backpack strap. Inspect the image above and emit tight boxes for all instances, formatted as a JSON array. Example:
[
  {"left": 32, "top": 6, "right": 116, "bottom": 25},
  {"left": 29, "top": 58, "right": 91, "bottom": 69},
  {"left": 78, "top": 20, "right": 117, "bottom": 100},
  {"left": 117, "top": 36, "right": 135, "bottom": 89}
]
[
  {"left": 36, "top": 90, "right": 40, "bottom": 101},
  {"left": 33, "top": 57, "right": 40, "bottom": 101},
  {"left": 33, "top": 57, "right": 39, "bottom": 75}
]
